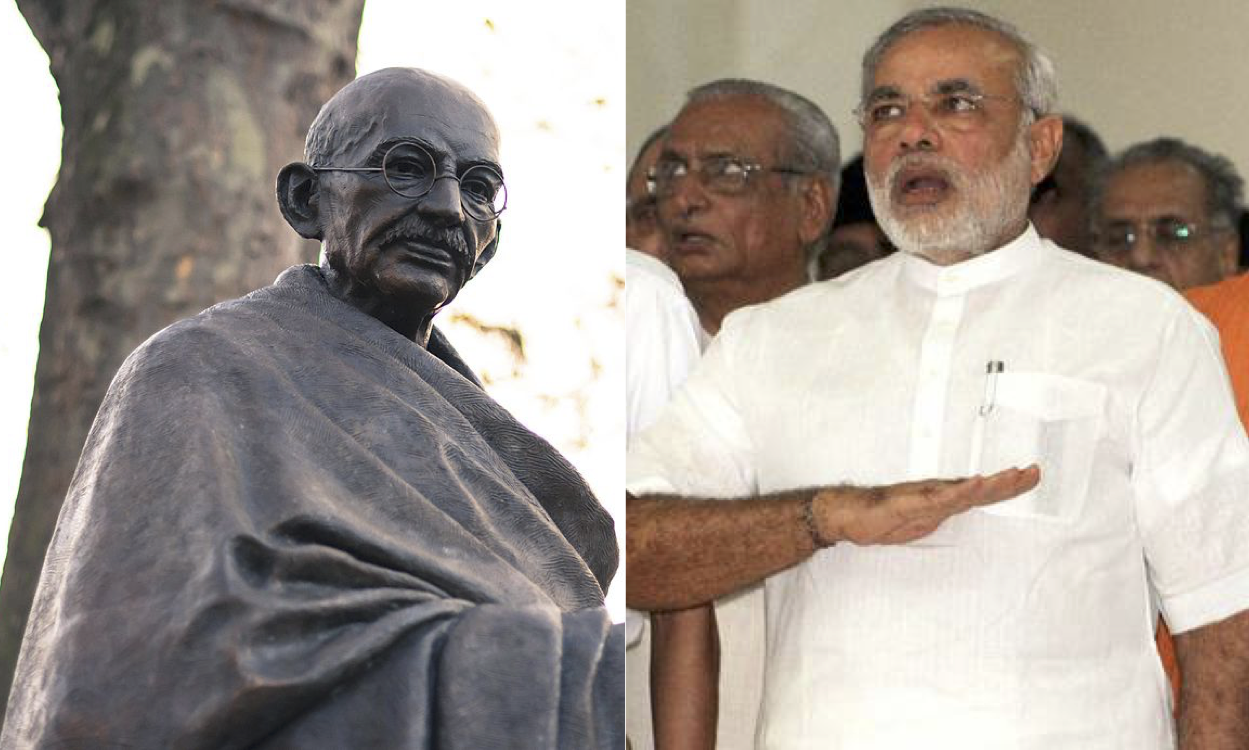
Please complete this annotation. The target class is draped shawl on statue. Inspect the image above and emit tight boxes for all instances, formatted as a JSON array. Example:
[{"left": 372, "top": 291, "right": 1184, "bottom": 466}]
[{"left": 2, "top": 265, "right": 622, "bottom": 749}]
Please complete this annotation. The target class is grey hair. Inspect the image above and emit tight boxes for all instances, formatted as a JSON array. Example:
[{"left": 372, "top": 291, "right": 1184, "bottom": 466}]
[
  {"left": 685, "top": 78, "right": 841, "bottom": 193},
  {"left": 861, "top": 7, "right": 1058, "bottom": 121},
  {"left": 1092, "top": 137, "right": 1245, "bottom": 227}
]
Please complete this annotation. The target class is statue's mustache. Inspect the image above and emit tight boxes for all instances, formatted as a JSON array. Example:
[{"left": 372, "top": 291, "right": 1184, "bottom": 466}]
[{"left": 378, "top": 219, "right": 470, "bottom": 264}]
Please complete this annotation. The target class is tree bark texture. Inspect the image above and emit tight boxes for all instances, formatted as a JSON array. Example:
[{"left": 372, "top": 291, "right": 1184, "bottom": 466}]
[{"left": 1, "top": 0, "right": 366, "bottom": 714}]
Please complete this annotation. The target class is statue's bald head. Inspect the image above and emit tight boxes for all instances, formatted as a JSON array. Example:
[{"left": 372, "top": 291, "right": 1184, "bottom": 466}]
[
  {"left": 277, "top": 67, "right": 506, "bottom": 344},
  {"left": 304, "top": 67, "right": 501, "bottom": 168}
]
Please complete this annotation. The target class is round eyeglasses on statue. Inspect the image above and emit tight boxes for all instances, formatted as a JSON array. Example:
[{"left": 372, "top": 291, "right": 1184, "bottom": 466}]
[{"left": 311, "top": 142, "right": 507, "bottom": 222}]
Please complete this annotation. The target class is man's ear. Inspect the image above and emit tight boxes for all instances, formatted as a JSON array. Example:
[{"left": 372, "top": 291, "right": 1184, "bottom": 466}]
[
  {"left": 470, "top": 220, "right": 501, "bottom": 279},
  {"left": 1216, "top": 230, "right": 1241, "bottom": 278},
  {"left": 1028, "top": 115, "right": 1064, "bottom": 186},
  {"left": 276, "top": 163, "right": 323, "bottom": 240},
  {"left": 798, "top": 175, "right": 837, "bottom": 247}
]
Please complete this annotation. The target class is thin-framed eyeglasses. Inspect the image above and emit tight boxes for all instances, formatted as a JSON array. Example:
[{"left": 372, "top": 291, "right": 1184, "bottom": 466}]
[
  {"left": 854, "top": 88, "right": 1020, "bottom": 136},
  {"left": 646, "top": 156, "right": 814, "bottom": 198},
  {"left": 311, "top": 142, "right": 507, "bottom": 221},
  {"left": 1094, "top": 217, "right": 1232, "bottom": 254}
]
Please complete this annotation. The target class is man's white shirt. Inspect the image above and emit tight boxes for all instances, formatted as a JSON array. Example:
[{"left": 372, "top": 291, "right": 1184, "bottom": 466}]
[
  {"left": 626, "top": 248, "right": 708, "bottom": 443},
  {"left": 625, "top": 248, "right": 707, "bottom": 750},
  {"left": 627, "top": 226, "right": 1249, "bottom": 749},
  {"left": 625, "top": 248, "right": 767, "bottom": 750}
]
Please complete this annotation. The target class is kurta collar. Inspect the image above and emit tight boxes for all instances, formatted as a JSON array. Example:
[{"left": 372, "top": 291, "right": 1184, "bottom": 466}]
[{"left": 901, "top": 224, "right": 1043, "bottom": 296}]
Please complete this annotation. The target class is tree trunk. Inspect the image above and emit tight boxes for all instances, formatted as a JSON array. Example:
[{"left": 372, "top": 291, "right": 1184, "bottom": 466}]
[{"left": 0, "top": 0, "right": 366, "bottom": 713}]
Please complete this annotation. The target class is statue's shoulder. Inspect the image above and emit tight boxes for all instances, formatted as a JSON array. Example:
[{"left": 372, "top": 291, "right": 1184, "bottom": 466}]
[
  {"left": 116, "top": 285, "right": 287, "bottom": 394},
  {"left": 143, "top": 296, "right": 259, "bottom": 353},
  {"left": 141, "top": 266, "right": 323, "bottom": 355}
]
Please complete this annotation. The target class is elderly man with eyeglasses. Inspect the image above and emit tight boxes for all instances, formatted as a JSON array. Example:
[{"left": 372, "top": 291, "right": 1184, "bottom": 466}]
[
  {"left": 647, "top": 79, "right": 837, "bottom": 338},
  {"left": 1091, "top": 136, "right": 1243, "bottom": 291},
  {"left": 629, "top": 8, "right": 1249, "bottom": 749},
  {"left": 2, "top": 67, "right": 622, "bottom": 750},
  {"left": 1088, "top": 136, "right": 1249, "bottom": 715},
  {"left": 632, "top": 79, "right": 841, "bottom": 750}
]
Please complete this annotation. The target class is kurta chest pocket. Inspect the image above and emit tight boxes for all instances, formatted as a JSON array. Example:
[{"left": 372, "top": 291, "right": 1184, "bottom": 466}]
[{"left": 969, "top": 372, "right": 1107, "bottom": 522}]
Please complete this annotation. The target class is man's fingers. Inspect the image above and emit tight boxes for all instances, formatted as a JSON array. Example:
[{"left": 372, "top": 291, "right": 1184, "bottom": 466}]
[
  {"left": 912, "top": 465, "right": 1040, "bottom": 516},
  {"left": 846, "top": 466, "right": 1042, "bottom": 546},
  {"left": 961, "top": 465, "right": 1040, "bottom": 508}
]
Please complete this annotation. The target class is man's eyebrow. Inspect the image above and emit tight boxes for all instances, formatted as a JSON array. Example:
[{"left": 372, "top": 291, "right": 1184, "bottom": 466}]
[
  {"left": 655, "top": 146, "right": 749, "bottom": 167},
  {"left": 932, "top": 78, "right": 981, "bottom": 96},
  {"left": 864, "top": 85, "right": 903, "bottom": 103},
  {"left": 655, "top": 147, "right": 687, "bottom": 165},
  {"left": 695, "top": 149, "right": 742, "bottom": 161},
  {"left": 865, "top": 80, "right": 983, "bottom": 102}
]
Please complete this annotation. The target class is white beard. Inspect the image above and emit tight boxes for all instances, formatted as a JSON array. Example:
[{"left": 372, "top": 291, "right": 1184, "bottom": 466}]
[{"left": 867, "top": 130, "right": 1034, "bottom": 265}]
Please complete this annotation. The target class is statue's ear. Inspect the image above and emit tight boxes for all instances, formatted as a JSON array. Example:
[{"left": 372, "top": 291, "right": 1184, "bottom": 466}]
[
  {"left": 276, "top": 163, "right": 323, "bottom": 240},
  {"left": 470, "top": 219, "right": 501, "bottom": 279}
]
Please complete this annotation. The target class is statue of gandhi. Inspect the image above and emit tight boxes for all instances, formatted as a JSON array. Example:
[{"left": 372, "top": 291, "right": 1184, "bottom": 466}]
[{"left": 2, "top": 68, "right": 621, "bottom": 750}]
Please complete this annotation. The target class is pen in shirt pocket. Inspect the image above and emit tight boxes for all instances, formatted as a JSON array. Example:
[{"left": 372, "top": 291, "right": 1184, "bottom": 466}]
[
  {"left": 969, "top": 360, "right": 1004, "bottom": 476},
  {"left": 979, "top": 360, "right": 1004, "bottom": 416}
]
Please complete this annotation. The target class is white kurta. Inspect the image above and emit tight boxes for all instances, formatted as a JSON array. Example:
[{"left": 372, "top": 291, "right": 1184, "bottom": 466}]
[
  {"left": 625, "top": 248, "right": 705, "bottom": 750},
  {"left": 625, "top": 248, "right": 708, "bottom": 442},
  {"left": 627, "top": 227, "right": 1249, "bottom": 749},
  {"left": 624, "top": 247, "right": 765, "bottom": 750}
]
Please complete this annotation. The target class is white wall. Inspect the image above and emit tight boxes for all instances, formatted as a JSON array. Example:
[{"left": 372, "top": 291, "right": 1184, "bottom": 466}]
[{"left": 628, "top": 0, "right": 1249, "bottom": 181}]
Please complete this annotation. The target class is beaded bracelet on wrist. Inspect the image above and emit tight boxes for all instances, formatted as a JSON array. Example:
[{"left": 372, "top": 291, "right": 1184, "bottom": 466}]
[{"left": 803, "top": 493, "right": 834, "bottom": 549}]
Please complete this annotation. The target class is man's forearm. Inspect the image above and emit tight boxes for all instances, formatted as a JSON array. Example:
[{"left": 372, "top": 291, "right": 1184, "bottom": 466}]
[
  {"left": 626, "top": 490, "right": 818, "bottom": 610},
  {"left": 1175, "top": 609, "right": 1249, "bottom": 749},
  {"left": 650, "top": 605, "right": 718, "bottom": 750},
  {"left": 625, "top": 466, "right": 1040, "bottom": 611}
]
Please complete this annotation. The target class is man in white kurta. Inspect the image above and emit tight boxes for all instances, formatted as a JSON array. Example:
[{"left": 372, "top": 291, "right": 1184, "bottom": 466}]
[
  {"left": 626, "top": 245, "right": 770, "bottom": 750},
  {"left": 627, "top": 78, "right": 847, "bottom": 750},
  {"left": 628, "top": 225, "right": 1249, "bottom": 747},
  {"left": 627, "top": 8, "right": 1249, "bottom": 749},
  {"left": 625, "top": 246, "right": 708, "bottom": 750}
]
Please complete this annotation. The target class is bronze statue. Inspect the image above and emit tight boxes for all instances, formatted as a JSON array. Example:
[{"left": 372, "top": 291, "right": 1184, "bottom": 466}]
[{"left": 1, "top": 68, "right": 621, "bottom": 749}]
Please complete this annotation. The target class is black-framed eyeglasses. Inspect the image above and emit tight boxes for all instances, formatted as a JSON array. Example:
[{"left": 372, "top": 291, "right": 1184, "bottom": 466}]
[
  {"left": 311, "top": 142, "right": 507, "bottom": 221},
  {"left": 646, "top": 156, "right": 813, "bottom": 198},
  {"left": 1094, "top": 217, "right": 1231, "bottom": 253}
]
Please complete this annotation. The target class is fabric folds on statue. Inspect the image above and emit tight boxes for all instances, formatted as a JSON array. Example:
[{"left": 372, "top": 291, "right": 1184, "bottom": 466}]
[{"left": 2, "top": 264, "right": 621, "bottom": 750}]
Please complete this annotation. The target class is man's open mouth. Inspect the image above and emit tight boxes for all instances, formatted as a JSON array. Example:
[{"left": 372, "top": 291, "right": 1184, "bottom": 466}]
[
  {"left": 893, "top": 167, "right": 953, "bottom": 206},
  {"left": 671, "top": 227, "right": 717, "bottom": 251}
]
